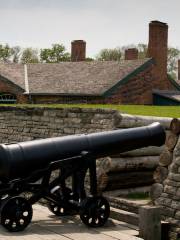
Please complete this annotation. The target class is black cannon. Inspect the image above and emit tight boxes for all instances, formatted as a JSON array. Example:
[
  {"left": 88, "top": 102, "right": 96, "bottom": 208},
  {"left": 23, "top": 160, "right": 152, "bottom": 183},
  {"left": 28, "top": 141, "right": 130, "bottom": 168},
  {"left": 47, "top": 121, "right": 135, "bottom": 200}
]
[{"left": 0, "top": 122, "right": 165, "bottom": 232}]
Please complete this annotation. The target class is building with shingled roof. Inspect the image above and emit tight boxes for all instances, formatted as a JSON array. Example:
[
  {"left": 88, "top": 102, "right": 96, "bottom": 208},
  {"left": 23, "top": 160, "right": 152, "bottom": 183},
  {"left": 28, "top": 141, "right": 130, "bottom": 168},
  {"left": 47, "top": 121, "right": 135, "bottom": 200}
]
[{"left": 0, "top": 21, "right": 180, "bottom": 105}]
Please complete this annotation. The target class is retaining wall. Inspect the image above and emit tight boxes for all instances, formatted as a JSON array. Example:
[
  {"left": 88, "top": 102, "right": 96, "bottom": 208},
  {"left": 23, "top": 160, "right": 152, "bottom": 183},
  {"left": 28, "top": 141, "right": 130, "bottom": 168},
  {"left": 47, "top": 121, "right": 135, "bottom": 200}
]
[
  {"left": 0, "top": 107, "right": 119, "bottom": 143},
  {"left": 0, "top": 106, "right": 172, "bottom": 144},
  {"left": 153, "top": 124, "right": 180, "bottom": 240}
]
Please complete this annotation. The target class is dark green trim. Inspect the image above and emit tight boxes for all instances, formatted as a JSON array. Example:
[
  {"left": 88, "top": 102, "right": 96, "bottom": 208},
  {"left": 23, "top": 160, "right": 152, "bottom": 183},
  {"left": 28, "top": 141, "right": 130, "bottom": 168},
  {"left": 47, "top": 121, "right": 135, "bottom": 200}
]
[
  {"left": 25, "top": 92, "right": 101, "bottom": 97},
  {"left": 153, "top": 93, "right": 180, "bottom": 105},
  {"left": 168, "top": 74, "right": 180, "bottom": 91},
  {"left": 103, "top": 58, "right": 155, "bottom": 97}
]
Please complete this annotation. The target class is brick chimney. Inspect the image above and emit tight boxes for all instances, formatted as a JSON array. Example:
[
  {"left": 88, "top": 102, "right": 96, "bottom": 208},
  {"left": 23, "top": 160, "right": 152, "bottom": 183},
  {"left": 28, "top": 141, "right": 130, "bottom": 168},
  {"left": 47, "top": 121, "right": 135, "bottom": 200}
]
[
  {"left": 178, "top": 60, "right": 180, "bottom": 81},
  {"left": 147, "top": 21, "right": 168, "bottom": 88},
  {"left": 125, "top": 48, "right": 138, "bottom": 60},
  {"left": 71, "top": 40, "right": 86, "bottom": 61}
]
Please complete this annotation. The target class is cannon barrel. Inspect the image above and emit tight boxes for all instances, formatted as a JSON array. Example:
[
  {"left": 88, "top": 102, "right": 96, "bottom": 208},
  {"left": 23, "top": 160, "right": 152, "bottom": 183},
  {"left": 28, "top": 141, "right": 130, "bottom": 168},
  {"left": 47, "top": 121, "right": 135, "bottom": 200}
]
[{"left": 0, "top": 122, "right": 165, "bottom": 180}]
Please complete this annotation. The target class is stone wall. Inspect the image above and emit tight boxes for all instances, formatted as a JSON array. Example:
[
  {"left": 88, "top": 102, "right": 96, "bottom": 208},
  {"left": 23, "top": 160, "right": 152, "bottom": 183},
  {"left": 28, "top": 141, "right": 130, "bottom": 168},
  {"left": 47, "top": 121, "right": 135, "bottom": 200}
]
[
  {"left": 0, "top": 106, "right": 121, "bottom": 143},
  {"left": 0, "top": 106, "right": 172, "bottom": 144},
  {"left": 153, "top": 122, "right": 180, "bottom": 240}
]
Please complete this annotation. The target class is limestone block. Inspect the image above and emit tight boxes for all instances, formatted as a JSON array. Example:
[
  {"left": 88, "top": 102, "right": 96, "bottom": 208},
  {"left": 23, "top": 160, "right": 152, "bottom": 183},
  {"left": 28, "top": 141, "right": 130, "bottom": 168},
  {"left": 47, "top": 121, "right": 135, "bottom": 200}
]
[
  {"left": 164, "top": 185, "right": 177, "bottom": 195},
  {"left": 174, "top": 136, "right": 180, "bottom": 157},
  {"left": 171, "top": 200, "right": 180, "bottom": 210},
  {"left": 169, "top": 173, "right": 180, "bottom": 182},
  {"left": 139, "top": 206, "right": 161, "bottom": 240},
  {"left": 168, "top": 163, "right": 179, "bottom": 174}
]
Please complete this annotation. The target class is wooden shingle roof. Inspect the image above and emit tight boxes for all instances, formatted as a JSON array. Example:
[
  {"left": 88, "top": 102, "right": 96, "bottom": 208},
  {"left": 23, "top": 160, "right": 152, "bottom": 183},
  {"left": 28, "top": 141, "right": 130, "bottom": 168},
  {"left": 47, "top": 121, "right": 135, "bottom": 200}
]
[
  {"left": 0, "top": 59, "right": 153, "bottom": 96},
  {"left": 0, "top": 63, "right": 25, "bottom": 90}
]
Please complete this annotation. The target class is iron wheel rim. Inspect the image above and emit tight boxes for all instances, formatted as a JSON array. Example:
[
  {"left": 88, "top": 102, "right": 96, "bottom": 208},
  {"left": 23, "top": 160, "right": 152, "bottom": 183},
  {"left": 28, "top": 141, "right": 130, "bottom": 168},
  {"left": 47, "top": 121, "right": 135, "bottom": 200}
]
[
  {"left": 0, "top": 196, "right": 32, "bottom": 232},
  {"left": 80, "top": 196, "right": 110, "bottom": 227}
]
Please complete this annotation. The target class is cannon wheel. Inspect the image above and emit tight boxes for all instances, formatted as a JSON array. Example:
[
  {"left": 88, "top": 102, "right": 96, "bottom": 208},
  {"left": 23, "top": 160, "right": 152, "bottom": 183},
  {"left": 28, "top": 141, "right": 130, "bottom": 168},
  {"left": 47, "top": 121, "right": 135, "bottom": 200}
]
[
  {"left": 80, "top": 196, "right": 110, "bottom": 227},
  {"left": 0, "top": 196, "right": 32, "bottom": 232},
  {"left": 48, "top": 201, "right": 73, "bottom": 216},
  {"left": 47, "top": 187, "right": 77, "bottom": 216}
]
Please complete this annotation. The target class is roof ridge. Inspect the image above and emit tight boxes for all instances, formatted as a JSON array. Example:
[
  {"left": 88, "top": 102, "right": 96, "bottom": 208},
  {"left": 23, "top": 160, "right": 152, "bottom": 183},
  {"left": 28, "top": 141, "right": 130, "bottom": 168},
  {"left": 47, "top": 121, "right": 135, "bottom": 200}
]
[
  {"left": 168, "top": 74, "right": 180, "bottom": 91},
  {"left": 25, "top": 58, "right": 151, "bottom": 65}
]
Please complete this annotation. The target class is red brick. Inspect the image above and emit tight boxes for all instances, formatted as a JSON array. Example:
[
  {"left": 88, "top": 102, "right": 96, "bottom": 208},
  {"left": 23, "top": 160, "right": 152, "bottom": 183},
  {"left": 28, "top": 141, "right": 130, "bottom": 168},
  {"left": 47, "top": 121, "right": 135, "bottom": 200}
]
[
  {"left": 0, "top": 77, "right": 28, "bottom": 103},
  {"left": 125, "top": 48, "right": 138, "bottom": 60},
  {"left": 71, "top": 40, "right": 86, "bottom": 61}
]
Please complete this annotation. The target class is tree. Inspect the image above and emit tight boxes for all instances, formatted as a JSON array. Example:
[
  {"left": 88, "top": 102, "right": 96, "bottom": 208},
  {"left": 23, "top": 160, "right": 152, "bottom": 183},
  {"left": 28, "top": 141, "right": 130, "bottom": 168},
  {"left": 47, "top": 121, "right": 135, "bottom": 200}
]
[
  {"left": 85, "top": 57, "right": 94, "bottom": 61},
  {"left": 136, "top": 44, "right": 180, "bottom": 78},
  {"left": 11, "top": 46, "right": 21, "bottom": 63},
  {"left": 137, "top": 43, "right": 148, "bottom": 59},
  {"left": 119, "top": 43, "right": 147, "bottom": 59},
  {"left": 96, "top": 44, "right": 146, "bottom": 61},
  {"left": 0, "top": 44, "right": 13, "bottom": 62},
  {"left": 96, "top": 48, "right": 122, "bottom": 61},
  {"left": 97, "top": 43, "right": 180, "bottom": 79},
  {"left": 167, "top": 47, "right": 180, "bottom": 78},
  {"left": 20, "top": 48, "right": 39, "bottom": 64},
  {"left": 135, "top": 44, "right": 180, "bottom": 78},
  {"left": 40, "top": 44, "right": 70, "bottom": 63}
]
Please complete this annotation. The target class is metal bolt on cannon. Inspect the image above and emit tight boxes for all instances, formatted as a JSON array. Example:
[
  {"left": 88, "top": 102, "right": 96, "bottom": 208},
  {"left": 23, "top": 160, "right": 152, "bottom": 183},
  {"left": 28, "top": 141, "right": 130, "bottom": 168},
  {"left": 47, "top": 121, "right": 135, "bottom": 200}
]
[{"left": 0, "top": 122, "right": 165, "bottom": 232}]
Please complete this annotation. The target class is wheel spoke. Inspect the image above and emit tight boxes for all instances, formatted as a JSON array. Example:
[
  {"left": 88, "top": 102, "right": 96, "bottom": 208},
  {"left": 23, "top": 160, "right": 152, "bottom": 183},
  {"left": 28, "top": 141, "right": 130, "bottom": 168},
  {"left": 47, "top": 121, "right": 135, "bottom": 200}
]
[
  {"left": 21, "top": 203, "right": 29, "bottom": 211},
  {"left": 3, "top": 214, "right": 16, "bottom": 222},
  {"left": 96, "top": 199, "right": 102, "bottom": 207},
  {"left": 98, "top": 207, "right": 108, "bottom": 217},
  {"left": 88, "top": 217, "right": 93, "bottom": 224},
  {"left": 23, "top": 211, "right": 29, "bottom": 217},
  {"left": 82, "top": 214, "right": 88, "bottom": 219},
  {"left": 91, "top": 217, "right": 98, "bottom": 225},
  {"left": 21, "top": 215, "right": 30, "bottom": 221},
  {"left": 19, "top": 218, "right": 25, "bottom": 225},
  {"left": 15, "top": 220, "right": 21, "bottom": 229},
  {"left": 53, "top": 205, "right": 59, "bottom": 212},
  {"left": 4, "top": 218, "right": 13, "bottom": 226}
]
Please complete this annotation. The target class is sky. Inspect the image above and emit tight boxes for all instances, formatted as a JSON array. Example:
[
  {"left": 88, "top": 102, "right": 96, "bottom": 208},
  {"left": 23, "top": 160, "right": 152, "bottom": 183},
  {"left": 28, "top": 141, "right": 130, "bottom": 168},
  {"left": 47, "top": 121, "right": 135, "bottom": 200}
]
[{"left": 0, "top": 0, "right": 180, "bottom": 57}]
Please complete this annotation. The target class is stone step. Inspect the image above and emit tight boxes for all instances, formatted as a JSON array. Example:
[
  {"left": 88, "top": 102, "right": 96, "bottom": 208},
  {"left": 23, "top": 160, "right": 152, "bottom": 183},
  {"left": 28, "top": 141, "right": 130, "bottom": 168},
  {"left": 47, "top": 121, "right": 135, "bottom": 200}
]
[
  {"left": 106, "top": 195, "right": 149, "bottom": 214},
  {"left": 110, "top": 207, "right": 139, "bottom": 226}
]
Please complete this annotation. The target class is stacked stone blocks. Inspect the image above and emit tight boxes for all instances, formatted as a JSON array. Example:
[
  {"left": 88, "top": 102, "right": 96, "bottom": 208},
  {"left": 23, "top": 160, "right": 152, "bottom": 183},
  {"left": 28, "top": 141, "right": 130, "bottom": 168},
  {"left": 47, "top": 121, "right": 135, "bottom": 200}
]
[{"left": 152, "top": 119, "right": 180, "bottom": 239}]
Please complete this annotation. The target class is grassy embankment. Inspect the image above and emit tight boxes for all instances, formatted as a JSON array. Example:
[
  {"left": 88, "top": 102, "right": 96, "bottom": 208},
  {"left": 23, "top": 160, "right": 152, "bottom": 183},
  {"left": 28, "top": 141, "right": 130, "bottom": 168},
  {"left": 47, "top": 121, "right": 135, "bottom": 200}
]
[{"left": 1, "top": 104, "right": 179, "bottom": 118}]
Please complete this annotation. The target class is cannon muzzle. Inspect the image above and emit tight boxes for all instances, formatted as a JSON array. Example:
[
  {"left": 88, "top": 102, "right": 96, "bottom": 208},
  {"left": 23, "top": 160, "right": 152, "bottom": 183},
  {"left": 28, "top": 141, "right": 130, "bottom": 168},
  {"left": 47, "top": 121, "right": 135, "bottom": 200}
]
[{"left": 0, "top": 122, "right": 165, "bottom": 180}]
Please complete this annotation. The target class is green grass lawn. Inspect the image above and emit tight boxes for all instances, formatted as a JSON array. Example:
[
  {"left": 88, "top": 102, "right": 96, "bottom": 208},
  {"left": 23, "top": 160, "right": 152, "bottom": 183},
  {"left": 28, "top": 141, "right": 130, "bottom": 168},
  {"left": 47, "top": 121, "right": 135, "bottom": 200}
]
[
  {"left": 0, "top": 104, "right": 180, "bottom": 118},
  {"left": 58, "top": 104, "right": 179, "bottom": 118},
  {"left": 126, "top": 192, "right": 150, "bottom": 200}
]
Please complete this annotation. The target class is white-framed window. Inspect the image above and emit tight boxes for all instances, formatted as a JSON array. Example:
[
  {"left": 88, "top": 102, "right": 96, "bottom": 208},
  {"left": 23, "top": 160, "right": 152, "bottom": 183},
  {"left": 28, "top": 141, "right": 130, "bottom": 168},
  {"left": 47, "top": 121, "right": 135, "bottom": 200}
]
[{"left": 0, "top": 93, "right": 17, "bottom": 103}]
